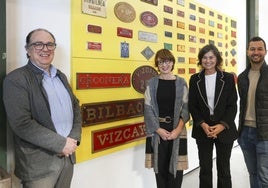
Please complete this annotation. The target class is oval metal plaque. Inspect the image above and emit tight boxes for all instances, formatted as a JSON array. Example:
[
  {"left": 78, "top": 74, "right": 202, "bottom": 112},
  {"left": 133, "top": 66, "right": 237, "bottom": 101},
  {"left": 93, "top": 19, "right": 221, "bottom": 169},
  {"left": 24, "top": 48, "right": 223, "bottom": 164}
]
[
  {"left": 114, "top": 2, "right": 136, "bottom": 23},
  {"left": 140, "top": 11, "right": 158, "bottom": 27}
]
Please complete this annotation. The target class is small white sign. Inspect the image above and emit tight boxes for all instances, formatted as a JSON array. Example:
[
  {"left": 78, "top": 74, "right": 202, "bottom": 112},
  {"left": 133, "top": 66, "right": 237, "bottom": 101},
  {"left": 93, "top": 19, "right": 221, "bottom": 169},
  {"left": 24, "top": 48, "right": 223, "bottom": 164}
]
[
  {"left": 82, "top": 0, "right": 107, "bottom": 18},
  {"left": 138, "top": 31, "right": 158, "bottom": 43}
]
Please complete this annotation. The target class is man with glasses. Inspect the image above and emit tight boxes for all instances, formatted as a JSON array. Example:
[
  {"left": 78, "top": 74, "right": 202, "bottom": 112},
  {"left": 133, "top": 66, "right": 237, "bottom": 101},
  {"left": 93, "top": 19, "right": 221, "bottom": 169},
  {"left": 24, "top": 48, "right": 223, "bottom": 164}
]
[{"left": 3, "top": 28, "right": 82, "bottom": 188}]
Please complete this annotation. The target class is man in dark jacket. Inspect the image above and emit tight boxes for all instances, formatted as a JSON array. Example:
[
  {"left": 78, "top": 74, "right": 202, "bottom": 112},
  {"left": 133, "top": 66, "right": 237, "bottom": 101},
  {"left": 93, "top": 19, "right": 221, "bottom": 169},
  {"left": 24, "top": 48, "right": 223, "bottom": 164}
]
[
  {"left": 3, "top": 28, "right": 82, "bottom": 188},
  {"left": 238, "top": 36, "right": 268, "bottom": 188}
]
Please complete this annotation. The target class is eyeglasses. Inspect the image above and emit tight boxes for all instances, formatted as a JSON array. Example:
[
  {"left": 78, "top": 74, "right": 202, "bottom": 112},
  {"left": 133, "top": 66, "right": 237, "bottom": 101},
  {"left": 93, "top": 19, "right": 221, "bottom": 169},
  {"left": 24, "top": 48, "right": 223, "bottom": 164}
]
[
  {"left": 158, "top": 60, "right": 171, "bottom": 66},
  {"left": 28, "top": 42, "right": 57, "bottom": 51}
]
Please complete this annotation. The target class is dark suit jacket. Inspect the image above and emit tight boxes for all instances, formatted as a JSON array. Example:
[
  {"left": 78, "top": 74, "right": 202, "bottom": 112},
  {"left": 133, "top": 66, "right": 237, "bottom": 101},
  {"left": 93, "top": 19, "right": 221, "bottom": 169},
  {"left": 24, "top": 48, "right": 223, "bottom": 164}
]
[
  {"left": 189, "top": 70, "right": 238, "bottom": 143},
  {"left": 3, "top": 62, "right": 82, "bottom": 181}
]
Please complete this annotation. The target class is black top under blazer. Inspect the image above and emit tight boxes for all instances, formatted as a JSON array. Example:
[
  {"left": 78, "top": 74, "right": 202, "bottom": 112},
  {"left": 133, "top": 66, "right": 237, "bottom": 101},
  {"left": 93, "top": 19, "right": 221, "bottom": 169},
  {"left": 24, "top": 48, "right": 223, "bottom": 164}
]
[{"left": 189, "top": 69, "right": 238, "bottom": 143}]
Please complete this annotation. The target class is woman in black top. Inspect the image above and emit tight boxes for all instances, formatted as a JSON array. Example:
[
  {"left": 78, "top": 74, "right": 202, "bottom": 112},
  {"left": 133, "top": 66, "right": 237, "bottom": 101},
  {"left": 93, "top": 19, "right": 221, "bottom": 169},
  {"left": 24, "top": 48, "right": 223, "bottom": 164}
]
[
  {"left": 144, "top": 49, "right": 189, "bottom": 188},
  {"left": 189, "top": 44, "right": 238, "bottom": 188}
]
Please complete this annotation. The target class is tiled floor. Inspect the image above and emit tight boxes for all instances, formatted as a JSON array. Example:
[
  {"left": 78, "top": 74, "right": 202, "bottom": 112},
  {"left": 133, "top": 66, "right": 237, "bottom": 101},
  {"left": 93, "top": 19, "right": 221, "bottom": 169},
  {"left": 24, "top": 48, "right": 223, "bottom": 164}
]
[{"left": 182, "top": 145, "right": 250, "bottom": 188}]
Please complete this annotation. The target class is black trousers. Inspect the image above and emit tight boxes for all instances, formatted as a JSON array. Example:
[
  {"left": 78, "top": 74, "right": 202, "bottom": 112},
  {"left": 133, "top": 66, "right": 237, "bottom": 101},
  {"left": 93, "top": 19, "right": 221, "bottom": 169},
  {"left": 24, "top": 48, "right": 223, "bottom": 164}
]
[
  {"left": 196, "top": 139, "right": 234, "bottom": 188},
  {"left": 155, "top": 138, "right": 183, "bottom": 188}
]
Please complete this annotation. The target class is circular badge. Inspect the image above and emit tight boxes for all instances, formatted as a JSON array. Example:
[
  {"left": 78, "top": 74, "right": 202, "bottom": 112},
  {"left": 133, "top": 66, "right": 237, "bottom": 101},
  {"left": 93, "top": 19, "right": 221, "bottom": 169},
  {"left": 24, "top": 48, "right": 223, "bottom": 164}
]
[
  {"left": 132, "top": 66, "right": 158, "bottom": 94},
  {"left": 140, "top": 11, "right": 158, "bottom": 27},
  {"left": 114, "top": 2, "right": 136, "bottom": 23}
]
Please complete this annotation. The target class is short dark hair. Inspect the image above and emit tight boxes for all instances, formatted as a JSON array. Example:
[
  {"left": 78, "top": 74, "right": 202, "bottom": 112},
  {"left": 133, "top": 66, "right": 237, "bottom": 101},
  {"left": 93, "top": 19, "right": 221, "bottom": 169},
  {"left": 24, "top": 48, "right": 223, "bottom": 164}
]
[
  {"left": 248, "top": 36, "right": 267, "bottom": 50},
  {"left": 197, "top": 44, "right": 223, "bottom": 69},
  {"left": 25, "top": 28, "right": 56, "bottom": 58},
  {"left": 154, "top": 49, "right": 175, "bottom": 71}
]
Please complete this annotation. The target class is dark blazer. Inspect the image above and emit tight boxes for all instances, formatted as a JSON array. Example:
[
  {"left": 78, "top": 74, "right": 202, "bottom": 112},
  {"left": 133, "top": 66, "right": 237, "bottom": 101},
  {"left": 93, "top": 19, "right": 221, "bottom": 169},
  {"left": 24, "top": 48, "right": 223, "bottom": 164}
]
[
  {"left": 3, "top": 62, "right": 82, "bottom": 181},
  {"left": 189, "top": 69, "right": 238, "bottom": 143}
]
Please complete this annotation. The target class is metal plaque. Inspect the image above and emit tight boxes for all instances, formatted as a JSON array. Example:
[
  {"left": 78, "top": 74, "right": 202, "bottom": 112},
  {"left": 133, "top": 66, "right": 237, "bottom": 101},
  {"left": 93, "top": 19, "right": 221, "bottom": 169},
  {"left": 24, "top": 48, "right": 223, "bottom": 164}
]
[
  {"left": 177, "top": 45, "right": 185, "bottom": 52},
  {"left": 189, "top": 57, "right": 197, "bottom": 64},
  {"left": 87, "top": 24, "right": 102, "bottom": 34},
  {"left": 114, "top": 2, "right": 136, "bottom": 23},
  {"left": 199, "top": 27, "right": 205, "bottom": 34},
  {"left": 199, "top": 7, "right": 205, "bottom": 14},
  {"left": 140, "top": 11, "right": 158, "bottom": 27},
  {"left": 164, "top": 31, "right": 172, "bottom": 38},
  {"left": 164, "top": 5, "right": 173, "bottom": 14},
  {"left": 138, "top": 31, "right": 157, "bottom": 43},
  {"left": 189, "top": 47, "right": 196, "bottom": 53},
  {"left": 92, "top": 122, "right": 146, "bottom": 153},
  {"left": 82, "top": 0, "right": 107, "bottom": 18},
  {"left": 189, "top": 24, "right": 196, "bottom": 31},
  {"left": 76, "top": 73, "right": 131, "bottom": 89},
  {"left": 141, "top": 46, "right": 155, "bottom": 60},
  {"left": 189, "top": 35, "right": 196, "bottom": 43},
  {"left": 164, "top": 43, "right": 172, "bottom": 50},
  {"left": 231, "top": 31, "right": 236, "bottom": 38},
  {"left": 132, "top": 65, "right": 158, "bottom": 93},
  {"left": 231, "top": 59, "right": 237, "bottom": 67},
  {"left": 177, "top": 21, "right": 185, "bottom": 29},
  {"left": 177, "top": 33, "right": 185, "bottom": 40},
  {"left": 121, "top": 42, "right": 129, "bottom": 58},
  {"left": 199, "top": 17, "right": 205, "bottom": 24},
  {"left": 189, "top": 3, "right": 196, "bottom": 10},
  {"left": 199, "top": 38, "right": 205, "bottom": 43},
  {"left": 177, "top": 10, "right": 185, "bottom": 17},
  {"left": 178, "top": 68, "right": 185, "bottom": 74},
  {"left": 87, "top": 42, "right": 102, "bottom": 50},
  {"left": 82, "top": 98, "right": 144, "bottom": 126},
  {"left": 164, "top": 18, "right": 173, "bottom": 26},
  {"left": 178, "top": 57, "right": 185, "bottom": 63},
  {"left": 117, "top": 27, "right": 133, "bottom": 38},
  {"left": 141, "top": 0, "right": 158, "bottom": 6},
  {"left": 189, "top": 68, "right": 196, "bottom": 74}
]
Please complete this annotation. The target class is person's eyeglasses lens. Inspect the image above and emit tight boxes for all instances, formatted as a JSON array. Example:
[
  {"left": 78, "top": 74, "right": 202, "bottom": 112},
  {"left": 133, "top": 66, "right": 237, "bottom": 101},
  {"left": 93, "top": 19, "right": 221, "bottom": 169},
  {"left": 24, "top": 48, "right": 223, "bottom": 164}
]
[
  {"left": 30, "top": 42, "right": 56, "bottom": 50},
  {"left": 158, "top": 60, "right": 170, "bottom": 66}
]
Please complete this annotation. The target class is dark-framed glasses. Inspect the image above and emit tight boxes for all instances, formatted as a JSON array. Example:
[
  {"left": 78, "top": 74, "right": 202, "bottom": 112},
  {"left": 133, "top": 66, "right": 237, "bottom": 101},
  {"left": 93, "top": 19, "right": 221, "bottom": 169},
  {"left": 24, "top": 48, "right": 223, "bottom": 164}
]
[
  {"left": 158, "top": 60, "right": 171, "bottom": 66},
  {"left": 28, "top": 42, "right": 57, "bottom": 50}
]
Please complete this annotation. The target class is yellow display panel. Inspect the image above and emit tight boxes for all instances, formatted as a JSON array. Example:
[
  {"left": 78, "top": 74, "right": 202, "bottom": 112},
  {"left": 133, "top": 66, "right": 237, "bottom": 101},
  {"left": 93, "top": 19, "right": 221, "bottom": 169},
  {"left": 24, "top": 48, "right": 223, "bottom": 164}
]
[{"left": 71, "top": 0, "right": 237, "bottom": 162}]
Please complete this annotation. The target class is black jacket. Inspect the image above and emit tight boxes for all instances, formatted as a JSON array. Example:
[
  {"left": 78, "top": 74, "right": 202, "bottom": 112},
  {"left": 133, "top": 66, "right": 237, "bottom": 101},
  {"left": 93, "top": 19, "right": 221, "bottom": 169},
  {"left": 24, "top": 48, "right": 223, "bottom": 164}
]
[
  {"left": 238, "top": 62, "right": 268, "bottom": 140},
  {"left": 189, "top": 69, "right": 238, "bottom": 143}
]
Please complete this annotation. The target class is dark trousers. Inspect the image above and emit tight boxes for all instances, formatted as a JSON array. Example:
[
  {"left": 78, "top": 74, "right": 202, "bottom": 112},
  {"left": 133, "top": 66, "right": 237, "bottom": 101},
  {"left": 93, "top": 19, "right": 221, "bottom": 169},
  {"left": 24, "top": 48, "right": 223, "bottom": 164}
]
[
  {"left": 155, "top": 138, "right": 183, "bottom": 188},
  {"left": 197, "top": 139, "right": 233, "bottom": 188}
]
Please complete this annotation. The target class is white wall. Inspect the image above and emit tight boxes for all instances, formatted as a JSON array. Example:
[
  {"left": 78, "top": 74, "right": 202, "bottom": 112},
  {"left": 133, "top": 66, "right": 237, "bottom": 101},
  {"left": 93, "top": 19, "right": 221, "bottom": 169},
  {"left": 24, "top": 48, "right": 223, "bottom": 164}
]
[
  {"left": 6, "top": 0, "right": 246, "bottom": 188},
  {"left": 259, "top": 0, "right": 268, "bottom": 64}
]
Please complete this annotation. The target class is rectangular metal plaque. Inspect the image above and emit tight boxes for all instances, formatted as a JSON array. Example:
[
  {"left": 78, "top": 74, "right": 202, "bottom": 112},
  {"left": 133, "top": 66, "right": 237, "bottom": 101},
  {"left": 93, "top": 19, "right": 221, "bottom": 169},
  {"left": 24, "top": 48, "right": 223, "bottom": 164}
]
[
  {"left": 141, "top": 0, "right": 158, "bottom": 6},
  {"left": 117, "top": 27, "right": 133, "bottom": 38},
  {"left": 82, "top": 98, "right": 144, "bottom": 126},
  {"left": 177, "top": 10, "right": 185, "bottom": 17},
  {"left": 164, "top": 5, "right": 173, "bottom": 14},
  {"left": 177, "top": 21, "right": 185, "bottom": 29},
  {"left": 87, "top": 42, "right": 102, "bottom": 50},
  {"left": 82, "top": 0, "right": 107, "bottom": 18},
  {"left": 199, "top": 27, "right": 205, "bottom": 34},
  {"left": 177, "top": 45, "right": 185, "bottom": 52},
  {"left": 138, "top": 31, "right": 157, "bottom": 43},
  {"left": 189, "top": 24, "right": 196, "bottom": 31},
  {"left": 87, "top": 24, "right": 102, "bottom": 34},
  {"left": 178, "top": 68, "right": 185, "bottom": 74},
  {"left": 189, "top": 68, "right": 196, "bottom": 74},
  {"left": 178, "top": 57, "right": 185, "bottom": 63},
  {"left": 199, "top": 17, "right": 205, "bottom": 24},
  {"left": 164, "top": 18, "right": 173, "bottom": 26},
  {"left": 92, "top": 122, "right": 146, "bottom": 153},
  {"left": 76, "top": 73, "right": 131, "bottom": 89},
  {"left": 164, "top": 31, "right": 172, "bottom": 38},
  {"left": 164, "top": 43, "right": 172, "bottom": 50},
  {"left": 189, "top": 57, "right": 197, "bottom": 64}
]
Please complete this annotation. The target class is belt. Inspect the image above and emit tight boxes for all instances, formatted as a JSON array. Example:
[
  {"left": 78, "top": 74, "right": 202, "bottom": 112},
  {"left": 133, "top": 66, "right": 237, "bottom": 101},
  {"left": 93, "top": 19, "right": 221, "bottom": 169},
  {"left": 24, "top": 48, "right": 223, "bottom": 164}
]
[{"left": 159, "top": 116, "right": 172, "bottom": 123}]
